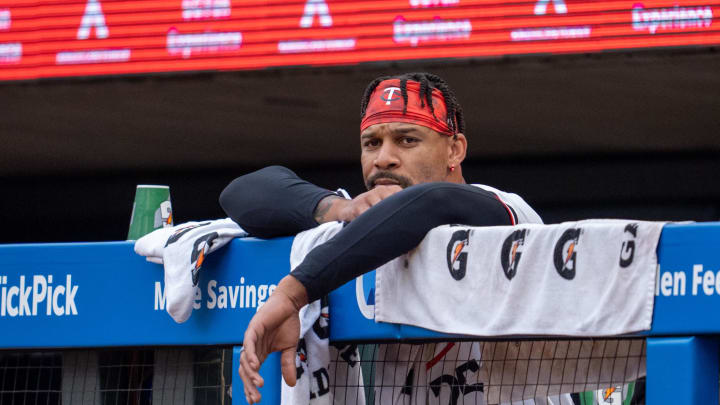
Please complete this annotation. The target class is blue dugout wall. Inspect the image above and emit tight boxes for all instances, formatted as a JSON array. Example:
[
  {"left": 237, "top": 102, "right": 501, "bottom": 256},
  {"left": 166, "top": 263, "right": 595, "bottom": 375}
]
[{"left": 2, "top": 223, "right": 720, "bottom": 404}]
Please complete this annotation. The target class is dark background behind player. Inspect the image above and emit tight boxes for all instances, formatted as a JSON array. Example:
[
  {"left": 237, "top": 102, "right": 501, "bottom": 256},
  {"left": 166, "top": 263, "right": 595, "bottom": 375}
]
[{"left": 1, "top": 49, "right": 719, "bottom": 243}]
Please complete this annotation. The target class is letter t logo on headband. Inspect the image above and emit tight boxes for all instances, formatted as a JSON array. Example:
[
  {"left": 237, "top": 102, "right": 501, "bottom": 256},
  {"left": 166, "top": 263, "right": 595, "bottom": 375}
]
[
  {"left": 361, "top": 79, "right": 456, "bottom": 136},
  {"left": 382, "top": 87, "right": 401, "bottom": 105}
]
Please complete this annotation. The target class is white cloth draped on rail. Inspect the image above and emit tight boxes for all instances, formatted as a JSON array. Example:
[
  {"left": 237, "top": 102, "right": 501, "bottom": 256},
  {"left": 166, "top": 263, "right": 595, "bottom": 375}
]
[
  {"left": 134, "top": 218, "right": 247, "bottom": 323},
  {"left": 374, "top": 219, "right": 664, "bottom": 336},
  {"left": 372, "top": 219, "right": 662, "bottom": 404},
  {"left": 286, "top": 219, "right": 662, "bottom": 404}
]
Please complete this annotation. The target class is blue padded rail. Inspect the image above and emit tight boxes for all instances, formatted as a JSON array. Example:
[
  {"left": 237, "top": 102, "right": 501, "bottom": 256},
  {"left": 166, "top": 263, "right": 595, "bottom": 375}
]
[{"left": 0, "top": 223, "right": 719, "bottom": 348}]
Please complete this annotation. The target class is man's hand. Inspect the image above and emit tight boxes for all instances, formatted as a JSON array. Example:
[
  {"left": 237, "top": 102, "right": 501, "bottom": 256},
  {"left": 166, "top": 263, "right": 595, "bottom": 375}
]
[
  {"left": 239, "top": 276, "right": 308, "bottom": 404},
  {"left": 314, "top": 185, "right": 402, "bottom": 224}
]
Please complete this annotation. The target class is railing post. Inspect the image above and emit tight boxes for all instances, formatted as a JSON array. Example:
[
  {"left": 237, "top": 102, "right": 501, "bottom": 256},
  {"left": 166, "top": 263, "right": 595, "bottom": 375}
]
[
  {"left": 232, "top": 347, "right": 282, "bottom": 405},
  {"left": 646, "top": 336, "right": 719, "bottom": 404}
]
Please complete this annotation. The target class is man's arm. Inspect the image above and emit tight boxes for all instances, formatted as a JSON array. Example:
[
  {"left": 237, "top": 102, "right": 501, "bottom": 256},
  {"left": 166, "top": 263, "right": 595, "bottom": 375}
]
[
  {"left": 291, "top": 182, "right": 514, "bottom": 301},
  {"left": 220, "top": 166, "right": 402, "bottom": 237},
  {"left": 219, "top": 166, "right": 336, "bottom": 238},
  {"left": 239, "top": 182, "right": 517, "bottom": 403}
]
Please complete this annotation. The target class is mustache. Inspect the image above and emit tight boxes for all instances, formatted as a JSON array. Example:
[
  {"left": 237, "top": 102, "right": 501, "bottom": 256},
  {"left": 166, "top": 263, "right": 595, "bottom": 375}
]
[{"left": 365, "top": 172, "right": 413, "bottom": 190}]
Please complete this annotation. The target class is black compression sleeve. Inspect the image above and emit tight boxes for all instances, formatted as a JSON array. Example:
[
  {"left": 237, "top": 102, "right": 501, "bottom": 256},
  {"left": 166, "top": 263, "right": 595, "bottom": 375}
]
[
  {"left": 219, "top": 166, "right": 335, "bottom": 238},
  {"left": 291, "top": 182, "right": 514, "bottom": 302}
]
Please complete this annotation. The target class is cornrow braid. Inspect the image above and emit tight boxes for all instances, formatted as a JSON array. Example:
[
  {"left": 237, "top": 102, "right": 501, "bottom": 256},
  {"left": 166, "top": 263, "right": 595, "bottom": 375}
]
[
  {"left": 413, "top": 72, "right": 434, "bottom": 119},
  {"left": 417, "top": 75, "right": 427, "bottom": 109},
  {"left": 359, "top": 75, "right": 389, "bottom": 118},
  {"left": 359, "top": 72, "right": 466, "bottom": 136},
  {"left": 400, "top": 77, "right": 409, "bottom": 114}
]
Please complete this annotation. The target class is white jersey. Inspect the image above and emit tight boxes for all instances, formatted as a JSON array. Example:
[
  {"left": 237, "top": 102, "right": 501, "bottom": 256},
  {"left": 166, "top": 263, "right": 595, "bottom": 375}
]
[{"left": 471, "top": 184, "right": 543, "bottom": 225}]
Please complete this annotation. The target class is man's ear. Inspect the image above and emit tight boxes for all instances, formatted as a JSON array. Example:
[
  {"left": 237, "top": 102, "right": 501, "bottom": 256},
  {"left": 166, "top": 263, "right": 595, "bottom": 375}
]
[{"left": 449, "top": 133, "right": 467, "bottom": 167}]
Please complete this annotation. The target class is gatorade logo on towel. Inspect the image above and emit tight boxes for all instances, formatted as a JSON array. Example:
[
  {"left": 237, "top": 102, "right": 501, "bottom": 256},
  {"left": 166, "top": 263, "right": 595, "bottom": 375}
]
[
  {"left": 190, "top": 233, "right": 219, "bottom": 285},
  {"left": 554, "top": 228, "right": 581, "bottom": 280},
  {"left": 619, "top": 223, "right": 638, "bottom": 268},
  {"left": 446, "top": 229, "right": 472, "bottom": 280},
  {"left": 500, "top": 229, "right": 528, "bottom": 280}
]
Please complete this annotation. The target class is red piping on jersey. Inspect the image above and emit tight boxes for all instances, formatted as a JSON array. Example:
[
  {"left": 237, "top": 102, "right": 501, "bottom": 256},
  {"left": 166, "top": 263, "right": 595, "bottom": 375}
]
[
  {"left": 494, "top": 194, "right": 516, "bottom": 225},
  {"left": 426, "top": 342, "right": 456, "bottom": 370}
]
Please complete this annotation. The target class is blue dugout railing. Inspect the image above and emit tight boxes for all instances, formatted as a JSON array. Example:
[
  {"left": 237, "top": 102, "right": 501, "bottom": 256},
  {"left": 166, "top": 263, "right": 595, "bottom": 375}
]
[{"left": 1, "top": 222, "right": 720, "bottom": 404}]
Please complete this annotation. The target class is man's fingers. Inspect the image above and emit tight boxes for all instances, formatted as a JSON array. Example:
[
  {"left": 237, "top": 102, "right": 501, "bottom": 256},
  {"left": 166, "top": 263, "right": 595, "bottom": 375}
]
[
  {"left": 364, "top": 185, "right": 400, "bottom": 210},
  {"left": 242, "top": 329, "right": 265, "bottom": 394},
  {"left": 239, "top": 354, "right": 261, "bottom": 403},
  {"left": 280, "top": 347, "right": 298, "bottom": 387},
  {"left": 242, "top": 352, "right": 264, "bottom": 387},
  {"left": 243, "top": 328, "right": 261, "bottom": 369},
  {"left": 343, "top": 185, "right": 402, "bottom": 221},
  {"left": 351, "top": 201, "right": 371, "bottom": 220},
  {"left": 376, "top": 184, "right": 402, "bottom": 199},
  {"left": 254, "top": 373, "right": 265, "bottom": 388},
  {"left": 248, "top": 391, "right": 262, "bottom": 404},
  {"left": 365, "top": 193, "right": 382, "bottom": 208}
]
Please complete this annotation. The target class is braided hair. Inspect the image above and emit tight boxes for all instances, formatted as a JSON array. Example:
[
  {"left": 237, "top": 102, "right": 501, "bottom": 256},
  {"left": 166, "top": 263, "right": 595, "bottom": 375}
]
[{"left": 359, "top": 72, "right": 466, "bottom": 136}]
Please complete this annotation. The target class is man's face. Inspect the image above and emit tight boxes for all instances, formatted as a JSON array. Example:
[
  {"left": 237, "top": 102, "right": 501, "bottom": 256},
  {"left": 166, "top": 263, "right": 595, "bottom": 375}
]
[{"left": 360, "top": 122, "right": 451, "bottom": 190}]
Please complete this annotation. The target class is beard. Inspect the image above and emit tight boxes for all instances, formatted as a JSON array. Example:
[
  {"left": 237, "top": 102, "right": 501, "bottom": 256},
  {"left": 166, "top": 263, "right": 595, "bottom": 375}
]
[{"left": 365, "top": 171, "right": 413, "bottom": 190}]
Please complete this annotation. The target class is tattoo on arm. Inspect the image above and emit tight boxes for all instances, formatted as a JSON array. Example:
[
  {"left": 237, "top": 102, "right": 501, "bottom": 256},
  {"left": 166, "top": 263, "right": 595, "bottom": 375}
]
[{"left": 314, "top": 195, "right": 341, "bottom": 224}]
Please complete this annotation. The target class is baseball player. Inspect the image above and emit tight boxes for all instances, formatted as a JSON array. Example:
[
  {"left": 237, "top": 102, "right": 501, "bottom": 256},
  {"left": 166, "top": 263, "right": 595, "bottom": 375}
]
[{"left": 222, "top": 72, "right": 550, "bottom": 404}]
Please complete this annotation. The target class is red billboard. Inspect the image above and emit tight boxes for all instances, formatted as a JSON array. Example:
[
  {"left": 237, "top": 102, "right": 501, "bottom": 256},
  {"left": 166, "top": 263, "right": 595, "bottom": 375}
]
[{"left": 0, "top": 0, "right": 718, "bottom": 81}]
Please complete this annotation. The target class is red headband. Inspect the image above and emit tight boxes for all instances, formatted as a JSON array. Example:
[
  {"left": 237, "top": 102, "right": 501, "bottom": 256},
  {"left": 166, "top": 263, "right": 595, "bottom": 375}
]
[{"left": 360, "top": 79, "right": 456, "bottom": 136}]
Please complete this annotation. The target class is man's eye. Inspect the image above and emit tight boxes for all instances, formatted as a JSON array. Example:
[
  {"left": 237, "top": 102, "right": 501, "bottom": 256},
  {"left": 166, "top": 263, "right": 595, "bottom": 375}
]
[
  {"left": 400, "top": 137, "right": 418, "bottom": 145},
  {"left": 364, "top": 139, "right": 380, "bottom": 148}
]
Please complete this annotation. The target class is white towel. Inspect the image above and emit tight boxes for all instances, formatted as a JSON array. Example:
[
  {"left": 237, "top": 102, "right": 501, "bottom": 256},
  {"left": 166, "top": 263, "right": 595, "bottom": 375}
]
[
  {"left": 134, "top": 218, "right": 247, "bottom": 323},
  {"left": 375, "top": 219, "right": 664, "bottom": 336},
  {"left": 372, "top": 219, "right": 657, "bottom": 404},
  {"left": 283, "top": 221, "right": 365, "bottom": 405}
]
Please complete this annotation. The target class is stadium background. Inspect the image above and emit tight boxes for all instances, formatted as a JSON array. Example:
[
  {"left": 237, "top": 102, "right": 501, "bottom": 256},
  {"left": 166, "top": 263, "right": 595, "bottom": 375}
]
[
  {"left": 1, "top": 0, "right": 719, "bottom": 242},
  {"left": 1, "top": 49, "right": 719, "bottom": 244}
]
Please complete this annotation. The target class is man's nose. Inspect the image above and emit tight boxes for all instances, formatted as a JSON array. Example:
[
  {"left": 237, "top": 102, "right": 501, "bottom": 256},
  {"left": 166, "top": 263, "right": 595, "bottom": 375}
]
[{"left": 373, "top": 143, "right": 399, "bottom": 169}]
